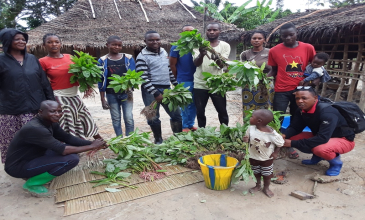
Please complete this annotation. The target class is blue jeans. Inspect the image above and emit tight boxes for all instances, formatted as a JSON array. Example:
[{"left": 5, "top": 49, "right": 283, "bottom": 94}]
[
  {"left": 178, "top": 81, "right": 196, "bottom": 129},
  {"left": 141, "top": 88, "right": 182, "bottom": 126},
  {"left": 106, "top": 93, "right": 134, "bottom": 136}
]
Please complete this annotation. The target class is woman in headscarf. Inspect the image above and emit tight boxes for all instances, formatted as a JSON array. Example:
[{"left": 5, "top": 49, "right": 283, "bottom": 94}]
[
  {"left": 0, "top": 28, "right": 54, "bottom": 163},
  {"left": 240, "top": 31, "right": 274, "bottom": 116}
]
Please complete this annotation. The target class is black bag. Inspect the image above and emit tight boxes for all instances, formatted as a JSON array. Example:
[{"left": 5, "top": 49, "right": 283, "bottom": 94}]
[{"left": 319, "top": 97, "right": 365, "bottom": 134}]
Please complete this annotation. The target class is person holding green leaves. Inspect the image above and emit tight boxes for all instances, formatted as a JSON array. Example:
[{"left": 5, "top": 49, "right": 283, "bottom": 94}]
[{"left": 4, "top": 100, "right": 106, "bottom": 197}]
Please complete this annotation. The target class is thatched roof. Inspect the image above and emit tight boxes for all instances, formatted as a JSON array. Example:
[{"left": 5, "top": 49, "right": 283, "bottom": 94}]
[
  {"left": 242, "top": 3, "right": 365, "bottom": 44},
  {"left": 26, "top": 0, "right": 242, "bottom": 50}
]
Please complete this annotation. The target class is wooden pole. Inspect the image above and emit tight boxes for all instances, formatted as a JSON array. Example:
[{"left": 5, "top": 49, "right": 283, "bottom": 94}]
[
  {"left": 87, "top": 0, "right": 96, "bottom": 19},
  {"left": 138, "top": 0, "right": 149, "bottom": 23},
  {"left": 321, "top": 38, "right": 339, "bottom": 97},
  {"left": 113, "top": 0, "right": 122, "bottom": 20},
  {"left": 347, "top": 36, "right": 364, "bottom": 102},
  {"left": 334, "top": 37, "right": 349, "bottom": 102}
]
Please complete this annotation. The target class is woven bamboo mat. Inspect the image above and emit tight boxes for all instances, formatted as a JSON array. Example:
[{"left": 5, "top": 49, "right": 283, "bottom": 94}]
[
  {"left": 55, "top": 165, "right": 193, "bottom": 203},
  {"left": 64, "top": 171, "right": 204, "bottom": 216}
]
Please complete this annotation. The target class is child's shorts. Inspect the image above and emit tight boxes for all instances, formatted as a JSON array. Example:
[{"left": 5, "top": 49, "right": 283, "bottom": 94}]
[{"left": 249, "top": 158, "right": 274, "bottom": 176}]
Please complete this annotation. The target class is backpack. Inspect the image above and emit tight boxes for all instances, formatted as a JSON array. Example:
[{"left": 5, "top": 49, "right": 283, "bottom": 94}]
[{"left": 319, "top": 97, "right": 365, "bottom": 134}]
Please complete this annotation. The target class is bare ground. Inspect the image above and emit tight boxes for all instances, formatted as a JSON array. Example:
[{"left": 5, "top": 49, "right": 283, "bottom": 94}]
[{"left": 1, "top": 89, "right": 365, "bottom": 220}]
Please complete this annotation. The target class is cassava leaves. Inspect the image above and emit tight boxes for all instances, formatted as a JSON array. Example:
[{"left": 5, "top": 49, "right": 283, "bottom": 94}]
[
  {"left": 162, "top": 83, "right": 193, "bottom": 112},
  {"left": 202, "top": 72, "right": 238, "bottom": 97},
  {"left": 69, "top": 50, "right": 103, "bottom": 97},
  {"left": 107, "top": 69, "right": 145, "bottom": 93}
]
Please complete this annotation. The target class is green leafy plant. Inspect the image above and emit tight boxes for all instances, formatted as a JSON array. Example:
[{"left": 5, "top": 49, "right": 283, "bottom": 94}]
[
  {"left": 162, "top": 83, "right": 193, "bottom": 112},
  {"left": 141, "top": 83, "right": 193, "bottom": 120},
  {"left": 227, "top": 60, "right": 272, "bottom": 90},
  {"left": 68, "top": 50, "right": 103, "bottom": 98},
  {"left": 89, "top": 160, "right": 137, "bottom": 190},
  {"left": 107, "top": 69, "right": 145, "bottom": 93},
  {"left": 171, "top": 29, "right": 227, "bottom": 64},
  {"left": 202, "top": 72, "right": 238, "bottom": 97}
]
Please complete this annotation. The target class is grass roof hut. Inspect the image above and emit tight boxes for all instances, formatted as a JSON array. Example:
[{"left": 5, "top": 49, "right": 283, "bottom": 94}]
[
  {"left": 26, "top": 0, "right": 243, "bottom": 60},
  {"left": 241, "top": 3, "right": 365, "bottom": 110}
]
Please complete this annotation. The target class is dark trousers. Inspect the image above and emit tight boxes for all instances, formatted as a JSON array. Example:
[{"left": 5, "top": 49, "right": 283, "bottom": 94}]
[
  {"left": 194, "top": 88, "right": 228, "bottom": 127},
  {"left": 273, "top": 90, "right": 298, "bottom": 118},
  {"left": 6, "top": 150, "right": 79, "bottom": 178}
]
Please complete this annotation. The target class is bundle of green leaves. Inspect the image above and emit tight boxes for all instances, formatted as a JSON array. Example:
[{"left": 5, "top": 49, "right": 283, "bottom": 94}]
[
  {"left": 202, "top": 72, "right": 238, "bottom": 97},
  {"left": 171, "top": 29, "right": 227, "bottom": 63},
  {"left": 68, "top": 50, "right": 103, "bottom": 98},
  {"left": 171, "top": 29, "right": 210, "bottom": 57},
  {"left": 227, "top": 60, "right": 272, "bottom": 90},
  {"left": 162, "top": 83, "right": 193, "bottom": 112},
  {"left": 107, "top": 69, "right": 145, "bottom": 93}
]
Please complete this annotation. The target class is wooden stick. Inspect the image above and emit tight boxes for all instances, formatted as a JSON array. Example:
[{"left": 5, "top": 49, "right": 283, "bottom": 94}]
[
  {"left": 113, "top": 0, "right": 122, "bottom": 20},
  {"left": 138, "top": 0, "right": 149, "bottom": 23},
  {"left": 178, "top": 0, "right": 196, "bottom": 19},
  {"left": 87, "top": 0, "right": 96, "bottom": 19},
  {"left": 313, "top": 180, "right": 318, "bottom": 196}
]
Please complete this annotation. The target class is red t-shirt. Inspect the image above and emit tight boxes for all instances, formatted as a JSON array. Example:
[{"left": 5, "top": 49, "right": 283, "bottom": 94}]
[
  {"left": 268, "top": 42, "right": 316, "bottom": 92},
  {"left": 39, "top": 54, "right": 79, "bottom": 90}
]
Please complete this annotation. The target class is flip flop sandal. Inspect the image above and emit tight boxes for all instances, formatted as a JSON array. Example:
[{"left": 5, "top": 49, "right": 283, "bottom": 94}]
[{"left": 272, "top": 171, "right": 288, "bottom": 184}]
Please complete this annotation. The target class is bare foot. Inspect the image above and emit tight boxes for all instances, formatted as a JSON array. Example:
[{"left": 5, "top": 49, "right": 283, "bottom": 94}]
[
  {"left": 249, "top": 185, "right": 262, "bottom": 194},
  {"left": 263, "top": 188, "right": 274, "bottom": 198}
]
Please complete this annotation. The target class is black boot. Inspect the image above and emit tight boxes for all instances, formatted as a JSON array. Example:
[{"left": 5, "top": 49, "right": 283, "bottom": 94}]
[
  {"left": 150, "top": 125, "right": 163, "bottom": 144},
  {"left": 170, "top": 120, "right": 182, "bottom": 134}
]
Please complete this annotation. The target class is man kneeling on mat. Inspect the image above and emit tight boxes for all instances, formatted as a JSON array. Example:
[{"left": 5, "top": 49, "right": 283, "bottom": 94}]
[
  {"left": 282, "top": 87, "right": 355, "bottom": 176},
  {"left": 5, "top": 100, "right": 106, "bottom": 196}
]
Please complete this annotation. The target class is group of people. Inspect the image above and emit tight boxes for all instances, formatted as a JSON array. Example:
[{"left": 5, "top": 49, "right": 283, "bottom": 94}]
[{"left": 0, "top": 22, "right": 355, "bottom": 197}]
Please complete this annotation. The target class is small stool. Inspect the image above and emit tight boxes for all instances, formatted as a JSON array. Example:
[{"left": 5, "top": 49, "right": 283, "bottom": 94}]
[{"left": 281, "top": 116, "right": 311, "bottom": 133}]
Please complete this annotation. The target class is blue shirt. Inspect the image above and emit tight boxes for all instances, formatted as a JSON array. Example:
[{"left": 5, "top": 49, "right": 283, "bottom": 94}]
[{"left": 169, "top": 45, "right": 196, "bottom": 82}]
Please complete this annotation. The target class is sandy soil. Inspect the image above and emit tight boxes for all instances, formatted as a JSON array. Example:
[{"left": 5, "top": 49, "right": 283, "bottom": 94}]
[{"left": 1, "top": 89, "right": 365, "bottom": 220}]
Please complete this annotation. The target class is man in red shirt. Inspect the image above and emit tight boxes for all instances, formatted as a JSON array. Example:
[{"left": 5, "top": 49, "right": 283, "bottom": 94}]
[{"left": 268, "top": 22, "right": 316, "bottom": 158}]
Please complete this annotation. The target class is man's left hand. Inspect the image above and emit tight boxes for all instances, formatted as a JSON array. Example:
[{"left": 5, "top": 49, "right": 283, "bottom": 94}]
[{"left": 283, "top": 139, "right": 291, "bottom": 147}]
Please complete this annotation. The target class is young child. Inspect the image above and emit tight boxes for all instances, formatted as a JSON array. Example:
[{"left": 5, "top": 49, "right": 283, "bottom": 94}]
[
  {"left": 98, "top": 36, "right": 136, "bottom": 137},
  {"left": 243, "top": 109, "right": 285, "bottom": 198},
  {"left": 299, "top": 52, "right": 331, "bottom": 86}
]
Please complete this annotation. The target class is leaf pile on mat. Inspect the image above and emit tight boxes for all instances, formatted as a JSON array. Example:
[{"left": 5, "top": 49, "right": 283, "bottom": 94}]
[
  {"left": 171, "top": 29, "right": 227, "bottom": 63},
  {"left": 69, "top": 50, "right": 103, "bottom": 98},
  {"left": 202, "top": 72, "right": 237, "bottom": 97},
  {"left": 140, "top": 83, "right": 193, "bottom": 120},
  {"left": 107, "top": 128, "right": 168, "bottom": 181},
  {"left": 107, "top": 69, "right": 145, "bottom": 101},
  {"left": 89, "top": 160, "right": 137, "bottom": 190}
]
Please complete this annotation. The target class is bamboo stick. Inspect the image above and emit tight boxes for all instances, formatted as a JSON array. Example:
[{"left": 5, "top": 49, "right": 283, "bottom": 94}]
[
  {"left": 178, "top": 0, "right": 196, "bottom": 19},
  {"left": 321, "top": 39, "right": 339, "bottom": 97},
  {"left": 87, "top": 0, "right": 96, "bottom": 19},
  {"left": 113, "top": 0, "right": 122, "bottom": 20},
  {"left": 138, "top": 0, "right": 149, "bottom": 23}
]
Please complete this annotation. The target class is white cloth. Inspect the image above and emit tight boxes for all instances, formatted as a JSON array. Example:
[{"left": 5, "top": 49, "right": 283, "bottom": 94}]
[
  {"left": 54, "top": 86, "right": 78, "bottom": 97},
  {"left": 312, "top": 67, "right": 324, "bottom": 76},
  {"left": 245, "top": 125, "right": 285, "bottom": 161}
]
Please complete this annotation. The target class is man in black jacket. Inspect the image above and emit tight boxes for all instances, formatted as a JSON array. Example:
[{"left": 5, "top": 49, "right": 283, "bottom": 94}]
[
  {"left": 5, "top": 100, "right": 106, "bottom": 196},
  {"left": 282, "top": 87, "right": 355, "bottom": 176}
]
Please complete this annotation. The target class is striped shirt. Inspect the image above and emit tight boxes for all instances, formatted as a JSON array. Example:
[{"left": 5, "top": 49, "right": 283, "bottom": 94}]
[{"left": 136, "top": 47, "right": 178, "bottom": 97}]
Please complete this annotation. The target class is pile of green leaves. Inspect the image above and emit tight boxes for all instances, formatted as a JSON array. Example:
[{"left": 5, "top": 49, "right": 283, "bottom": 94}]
[
  {"left": 107, "top": 69, "right": 145, "bottom": 93},
  {"left": 162, "top": 83, "right": 193, "bottom": 112},
  {"left": 89, "top": 159, "right": 136, "bottom": 190},
  {"left": 227, "top": 60, "right": 272, "bottom": 90},
  {"left": 171, "top": 29, "right": 210, "bottom": 57},
  {"left": 69, "top": 50, "right": 103, "bottom": 93},
  {"left": 107, "top": 128, "right": 166, "bottom": 173},
  {"left": 202, "top": 72, "right": 238, "bottom": 97}
]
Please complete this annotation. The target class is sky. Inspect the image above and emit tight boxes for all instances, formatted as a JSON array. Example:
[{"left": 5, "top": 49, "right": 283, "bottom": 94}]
[{"left": 180, "top": 0, "right": 330, "bottom": 12}]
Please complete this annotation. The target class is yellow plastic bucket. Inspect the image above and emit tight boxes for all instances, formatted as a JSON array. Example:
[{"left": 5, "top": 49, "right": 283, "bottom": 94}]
[{"left": 198, "top": 154, "right": 239, "bottom": 190}]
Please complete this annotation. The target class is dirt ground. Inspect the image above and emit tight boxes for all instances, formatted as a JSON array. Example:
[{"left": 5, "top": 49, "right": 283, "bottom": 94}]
[{"left": 1, "top": 89, "right": 365, "bottom": 220}]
